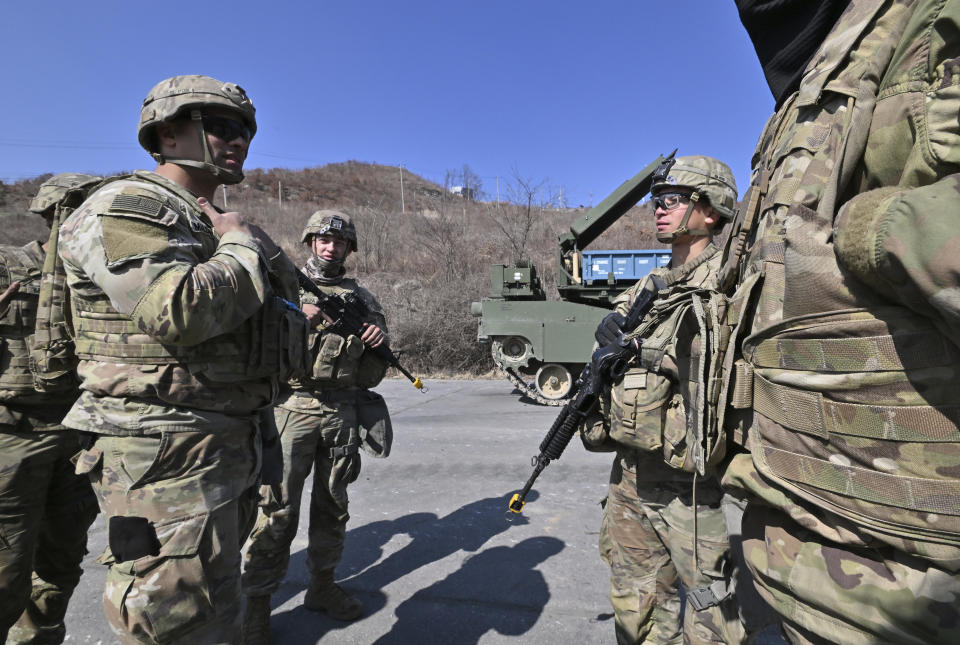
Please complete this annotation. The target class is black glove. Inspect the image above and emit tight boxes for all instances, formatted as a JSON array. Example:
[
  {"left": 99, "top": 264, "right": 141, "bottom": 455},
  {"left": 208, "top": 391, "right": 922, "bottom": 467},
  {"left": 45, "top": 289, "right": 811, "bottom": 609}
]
[{"left": 595, "top": 311, "right": 627, "bottom": 346}]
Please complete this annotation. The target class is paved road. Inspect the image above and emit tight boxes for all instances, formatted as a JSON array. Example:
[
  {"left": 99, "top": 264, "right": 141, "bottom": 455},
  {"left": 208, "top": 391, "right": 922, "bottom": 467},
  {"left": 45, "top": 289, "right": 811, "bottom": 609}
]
[
  {"left": 63, "top": 379, "right": 617, "bottom": 644},
  {"left": 62, "top": 378, "right": 785, "bottom": 644}
]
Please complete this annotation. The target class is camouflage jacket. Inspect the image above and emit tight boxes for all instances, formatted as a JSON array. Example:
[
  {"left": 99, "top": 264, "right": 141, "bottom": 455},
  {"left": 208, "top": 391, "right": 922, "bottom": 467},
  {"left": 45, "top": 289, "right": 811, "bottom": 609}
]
[
  {"left": 721, "top": 0, "right": 960, "bottom": 558},
  {"left": 281, "top": 275, "right": 389, "bottom": 413},
  {"left": 589, "top": 244, "right": 720, "bottom": 482},
  {"left": 0, "top": 241, "right": 76, "bottom": 431},
  {"left": 58, "top": 171, "right": 301, "bottom": 434}
]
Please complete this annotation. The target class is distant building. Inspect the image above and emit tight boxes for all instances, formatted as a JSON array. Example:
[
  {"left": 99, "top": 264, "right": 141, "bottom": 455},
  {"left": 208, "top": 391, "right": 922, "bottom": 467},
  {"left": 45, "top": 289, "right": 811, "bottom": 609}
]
[{"left": 449, "top": 185, "right": 476, "bottom": 200}]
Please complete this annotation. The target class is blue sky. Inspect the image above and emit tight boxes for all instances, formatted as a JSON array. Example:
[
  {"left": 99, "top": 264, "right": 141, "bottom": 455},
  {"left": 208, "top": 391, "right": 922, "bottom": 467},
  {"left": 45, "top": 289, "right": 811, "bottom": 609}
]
[{"left": 0, "top": 1, "right": 773, "bottom": 208}]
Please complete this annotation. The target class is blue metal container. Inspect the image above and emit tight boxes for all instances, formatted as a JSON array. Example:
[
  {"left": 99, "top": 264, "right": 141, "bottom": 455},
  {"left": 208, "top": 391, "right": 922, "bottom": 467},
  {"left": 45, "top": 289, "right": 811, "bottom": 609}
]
[{"left": 581, "top": 249, "right": 672, "bottom": 283}]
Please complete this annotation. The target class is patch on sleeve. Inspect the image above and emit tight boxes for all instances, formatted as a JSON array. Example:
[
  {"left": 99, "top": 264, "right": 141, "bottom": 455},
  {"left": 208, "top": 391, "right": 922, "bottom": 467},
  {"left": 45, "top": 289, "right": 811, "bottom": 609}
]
[
  {"left": 110, "top": 194, "right": 164, "bottom": 216},
  {"left": 102, "top": 217, "right": 170, "bottom": 266},
  {"left": 106, "top": 193, "right": 179, "bottom": 227}
]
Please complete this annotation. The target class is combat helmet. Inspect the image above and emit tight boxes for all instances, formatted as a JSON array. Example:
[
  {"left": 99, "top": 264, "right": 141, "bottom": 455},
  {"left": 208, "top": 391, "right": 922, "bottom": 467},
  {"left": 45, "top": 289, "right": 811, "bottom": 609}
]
[
  {"left": 29, "top": 173, "right": 103, "bottom": 221},
  {"left": 301, "top": 210, "right": 358, "bottom": 252},
  {"left": 138, "top": 75, "right": 256, "bottom": 185},
  {"left": 650, "top": 155, "right": 737, "bottom": 243}
]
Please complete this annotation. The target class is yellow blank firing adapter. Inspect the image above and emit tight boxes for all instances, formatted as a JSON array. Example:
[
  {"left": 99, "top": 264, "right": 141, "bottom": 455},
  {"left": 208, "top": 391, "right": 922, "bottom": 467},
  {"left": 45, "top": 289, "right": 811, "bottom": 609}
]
[{"left": 508, "top": 493, "right": 525, "bottom": 513}]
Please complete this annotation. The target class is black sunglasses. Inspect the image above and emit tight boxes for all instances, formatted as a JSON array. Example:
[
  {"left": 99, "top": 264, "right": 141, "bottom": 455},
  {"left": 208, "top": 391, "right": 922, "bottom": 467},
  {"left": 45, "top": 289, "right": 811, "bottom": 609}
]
[{"left": 201, "top": 114, "right": 251, "bottom": 142}]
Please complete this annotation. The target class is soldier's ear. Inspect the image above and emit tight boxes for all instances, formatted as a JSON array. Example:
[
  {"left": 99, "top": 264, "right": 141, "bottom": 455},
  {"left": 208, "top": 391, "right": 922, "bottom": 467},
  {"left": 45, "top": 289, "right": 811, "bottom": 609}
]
[
  {"left": 155, "top": 122, "right": 178, "bottom": 150},
  {"left": 704, "top": 208, "right": 720, "bottom": 229}
]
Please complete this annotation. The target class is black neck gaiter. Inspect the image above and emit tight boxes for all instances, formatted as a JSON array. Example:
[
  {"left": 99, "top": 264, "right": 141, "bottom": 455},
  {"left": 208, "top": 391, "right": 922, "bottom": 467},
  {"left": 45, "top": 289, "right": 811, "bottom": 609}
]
[{"left": 735, "top": 0, "right": 851, "bottom": 108}]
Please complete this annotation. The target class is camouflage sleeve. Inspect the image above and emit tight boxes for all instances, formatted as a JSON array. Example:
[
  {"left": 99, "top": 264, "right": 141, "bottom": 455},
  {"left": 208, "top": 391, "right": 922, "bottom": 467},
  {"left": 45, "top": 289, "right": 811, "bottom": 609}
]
[
  {"left": 60, "top": 186, "right": 272, "bottom": 346},
  {"left": 835, "top": 176, "right": 960, "bottom": 343},
  {"left": 835, "top": 4, "right": 960, "bottom": 344}
]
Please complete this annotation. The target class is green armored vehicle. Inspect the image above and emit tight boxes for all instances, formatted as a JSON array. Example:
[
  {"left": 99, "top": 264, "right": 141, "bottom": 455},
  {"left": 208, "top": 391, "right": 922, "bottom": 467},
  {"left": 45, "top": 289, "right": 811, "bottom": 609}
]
[{"left": 471, "top": 155, "right": 673, "bottom": 405}]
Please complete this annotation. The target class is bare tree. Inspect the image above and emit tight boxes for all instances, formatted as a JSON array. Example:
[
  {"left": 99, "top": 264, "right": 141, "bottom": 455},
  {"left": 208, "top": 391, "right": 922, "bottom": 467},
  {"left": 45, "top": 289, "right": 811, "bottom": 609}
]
[
  {"left": 483, "top": 168, "right": 559, "bottom": 263},
  {"left": 445, "top": 164, "right": 483, "bottom": 201},
  {"left": 351, "top": 199, "right": 397, "bottom": 274}
]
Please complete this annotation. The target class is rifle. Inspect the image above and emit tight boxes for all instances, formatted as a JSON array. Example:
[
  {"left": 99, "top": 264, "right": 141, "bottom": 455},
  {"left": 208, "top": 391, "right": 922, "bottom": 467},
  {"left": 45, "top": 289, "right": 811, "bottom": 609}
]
[
  {"left": 296, "top": 271, "right": 426, "bottom": 392},
  {"left": 508, "top": 278, "right": 662, "bottom": 513}
]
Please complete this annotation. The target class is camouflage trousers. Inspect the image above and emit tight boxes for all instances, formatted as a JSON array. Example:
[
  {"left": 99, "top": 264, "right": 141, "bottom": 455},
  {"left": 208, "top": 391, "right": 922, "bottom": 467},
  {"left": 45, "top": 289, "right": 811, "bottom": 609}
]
[
  {"left": 600, "top": 452, "right": 746, "bottom": 645},
  {"left": 243, "top": 402, "right": 360, "bottom": 596},
  {"left": 78, "top": 422, "right": 260, "bottom": 645},
  {"left": 0, "top": 429, "right": 98, "bottom": 645},
  {"left": 741, "top": 503, "right": 960, "bottom": 645}
]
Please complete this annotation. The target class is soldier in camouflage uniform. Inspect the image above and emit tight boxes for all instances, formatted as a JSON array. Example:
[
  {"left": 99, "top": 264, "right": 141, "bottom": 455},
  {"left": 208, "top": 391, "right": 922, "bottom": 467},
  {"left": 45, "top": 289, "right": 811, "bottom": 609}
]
[
  {"left": 57, "top": 75, "right": 308, "bottom": 644},
  {"left": 712, "top": 1, "right": 960, "bottom": 643},
  {"left": 583, "top": 156, "right": 747, "bottom": 645},
  {"left": 242, "top": 210, "right": 391, "bottom": 644},
  {"left": 0, "top": 175, "right": 100, "bottom": 644}
]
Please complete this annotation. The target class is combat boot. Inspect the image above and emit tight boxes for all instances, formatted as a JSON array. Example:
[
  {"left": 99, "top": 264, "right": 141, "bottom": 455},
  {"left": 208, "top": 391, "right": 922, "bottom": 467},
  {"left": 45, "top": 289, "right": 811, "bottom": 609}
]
[
  {"left": 242, "top": 595, "right": 271, "bottom": 645},
  {"left": 303, "top": 570, "right": 364, "bottom": 621}
]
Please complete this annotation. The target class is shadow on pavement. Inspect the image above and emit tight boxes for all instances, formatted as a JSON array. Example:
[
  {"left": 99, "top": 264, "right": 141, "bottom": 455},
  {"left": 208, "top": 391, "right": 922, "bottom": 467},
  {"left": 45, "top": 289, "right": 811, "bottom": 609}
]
[
  {"left": 269, "top": 492, "right": 547, "bottom": 642},
  {"left": 373, "top": 536, "right": 565, "bottom": 644}
]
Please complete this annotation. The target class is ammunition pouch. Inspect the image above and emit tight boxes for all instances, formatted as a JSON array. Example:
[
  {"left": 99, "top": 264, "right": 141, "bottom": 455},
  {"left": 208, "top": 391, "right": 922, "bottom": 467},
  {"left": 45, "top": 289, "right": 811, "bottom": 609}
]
[
  {"left": 0, "top": 245, "right": 43, "bottom": 400},
  {"left": 248, "top": 296, "right": 310, "bottom": 382},
  {"left": 611, "top": 284, "right": 735, "bottom": 475},
  {"left": 308, "top": 330, "right": 389, "bottom": 389}
]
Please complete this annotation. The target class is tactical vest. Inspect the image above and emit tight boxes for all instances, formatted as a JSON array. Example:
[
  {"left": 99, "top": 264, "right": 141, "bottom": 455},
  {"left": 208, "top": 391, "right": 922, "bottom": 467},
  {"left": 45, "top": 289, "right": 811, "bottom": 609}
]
[
  {"left": 609, "top": 247, "right": 728, "bottom": 475},
  {"left": 717, "top": 0, "right": 960, "bottom": 550},
  {"left": 303, "top": 279, "right": 388, "bottom": 390},
  {"left": 0, "top": 244, "right": 43, "bottom": 398},
  {"left": 69, "top": 173, "right": 309, "bottom": 384}
]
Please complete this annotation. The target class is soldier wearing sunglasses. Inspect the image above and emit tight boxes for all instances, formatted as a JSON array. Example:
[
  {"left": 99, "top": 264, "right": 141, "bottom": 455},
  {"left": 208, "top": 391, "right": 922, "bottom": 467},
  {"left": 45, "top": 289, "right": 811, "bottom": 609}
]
[
  {"left": 57, "top": 75, "right": 308, "bottom": 644},
  {"left": 584, "top": 156, "right": 749, "bottom": 645}
]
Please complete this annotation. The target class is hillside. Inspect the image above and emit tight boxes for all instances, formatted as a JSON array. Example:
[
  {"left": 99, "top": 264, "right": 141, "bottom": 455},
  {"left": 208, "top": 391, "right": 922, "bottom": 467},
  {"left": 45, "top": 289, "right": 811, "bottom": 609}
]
[{"left": 0, "top": 161, "right": 665, "bottom": 375}]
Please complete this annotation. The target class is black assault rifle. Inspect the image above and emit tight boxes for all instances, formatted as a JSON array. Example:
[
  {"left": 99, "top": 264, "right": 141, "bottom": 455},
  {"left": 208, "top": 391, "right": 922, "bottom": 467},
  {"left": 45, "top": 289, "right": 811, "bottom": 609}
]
[
  {"left": 297, "top": 271, "right": 425, "bottom": 392},
  {"left": 508, "top": 279, "right": 662, "bottom": 513}
]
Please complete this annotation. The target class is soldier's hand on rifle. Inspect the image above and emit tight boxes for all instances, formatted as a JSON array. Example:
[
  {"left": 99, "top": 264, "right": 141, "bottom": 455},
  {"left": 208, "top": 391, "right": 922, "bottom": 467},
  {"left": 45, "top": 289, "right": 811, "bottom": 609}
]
[
  {"left": 596, "top": 311, "right": 628, "bottom": 346},
  {"left": 360, "top": 323, "right": 385, "bottom": 348},
  {"left": 301, "top": 302, "right": 325, "bottom": 326},
  {"left": 0, "top": 281, "right": 20, "bottom": 314}
]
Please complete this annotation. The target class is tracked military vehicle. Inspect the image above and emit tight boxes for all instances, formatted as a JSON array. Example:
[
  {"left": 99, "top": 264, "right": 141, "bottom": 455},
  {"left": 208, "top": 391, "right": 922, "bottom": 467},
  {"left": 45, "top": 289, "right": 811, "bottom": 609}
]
[{"left": 471, "top": 154, "right": 673, "bottom": 405}]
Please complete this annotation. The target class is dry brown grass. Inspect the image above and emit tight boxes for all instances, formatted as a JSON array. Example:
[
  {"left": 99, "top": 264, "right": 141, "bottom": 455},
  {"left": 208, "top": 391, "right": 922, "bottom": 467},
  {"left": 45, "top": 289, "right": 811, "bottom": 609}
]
[{"left": 2, "top": 162, "right": 664, "bottom": 375}]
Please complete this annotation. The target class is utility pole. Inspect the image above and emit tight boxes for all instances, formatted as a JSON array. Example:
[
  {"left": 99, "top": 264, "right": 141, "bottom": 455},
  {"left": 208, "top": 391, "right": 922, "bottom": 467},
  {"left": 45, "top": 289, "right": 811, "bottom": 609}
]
[
  {"left": 496, "top": 176, "right": 500, "bottom": 204},
  {"left": 278, "top": 181, "right": 283, "bottom": 208},
  {"left": 399, "top": 163, "right": 405, "bottom": 213}
]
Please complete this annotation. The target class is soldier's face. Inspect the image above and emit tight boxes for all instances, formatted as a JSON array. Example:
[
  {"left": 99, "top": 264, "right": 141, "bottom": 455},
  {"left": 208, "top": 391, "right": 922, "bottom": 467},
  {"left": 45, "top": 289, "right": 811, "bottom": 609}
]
[
  {"left": 653, "top": 190, "right": 717, "bottom": 240},
  {"left": 201, "top": 107, "right": 250, "bottom": 175},
  {"left": 158, "top": 107, "right": 249, "bottom": 175},
  {"left": 312, "top": 233, "right": 351, "bottom": 261}
]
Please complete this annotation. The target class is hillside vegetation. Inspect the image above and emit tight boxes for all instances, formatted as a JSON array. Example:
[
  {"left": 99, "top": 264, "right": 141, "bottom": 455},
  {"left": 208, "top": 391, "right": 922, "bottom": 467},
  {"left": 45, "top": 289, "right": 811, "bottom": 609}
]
[{"left": 0, "top": 161, "right": 664, "bottom": 375}]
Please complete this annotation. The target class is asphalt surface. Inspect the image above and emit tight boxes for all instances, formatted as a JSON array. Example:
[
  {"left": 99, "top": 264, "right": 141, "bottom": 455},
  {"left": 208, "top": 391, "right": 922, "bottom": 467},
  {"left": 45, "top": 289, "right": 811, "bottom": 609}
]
[{"left": 61, "top": 379, "right": 785, "bottom": 644}]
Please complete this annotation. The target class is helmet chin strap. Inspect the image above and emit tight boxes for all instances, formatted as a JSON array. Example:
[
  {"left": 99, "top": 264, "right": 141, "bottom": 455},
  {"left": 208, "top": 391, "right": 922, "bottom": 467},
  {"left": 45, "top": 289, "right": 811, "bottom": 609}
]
[
  {"left": 656, "top": 190, "right": 712, "bottom": 243},
  {"left": 150, "top": 110, "right": 245, "bottom": 185}
]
